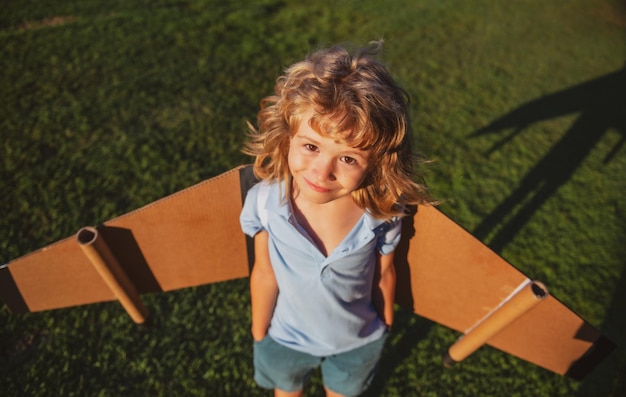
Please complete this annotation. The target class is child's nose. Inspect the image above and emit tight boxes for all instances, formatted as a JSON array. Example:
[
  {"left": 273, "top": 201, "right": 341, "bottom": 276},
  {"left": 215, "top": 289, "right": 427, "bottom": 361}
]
[{"left": 313, "top": 157, "right": 336, "bottom": 182}]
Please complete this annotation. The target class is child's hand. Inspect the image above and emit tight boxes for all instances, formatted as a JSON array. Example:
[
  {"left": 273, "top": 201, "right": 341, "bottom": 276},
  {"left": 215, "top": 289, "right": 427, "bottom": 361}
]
[{"left": 251, "top": 327, "right": 268, "bottom": 342}]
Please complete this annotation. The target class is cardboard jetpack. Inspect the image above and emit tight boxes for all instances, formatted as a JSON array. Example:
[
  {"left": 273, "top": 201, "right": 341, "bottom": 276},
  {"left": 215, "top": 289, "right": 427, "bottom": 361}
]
[{"left": 0, "top": 165, "right": 614, "bottom": 380}]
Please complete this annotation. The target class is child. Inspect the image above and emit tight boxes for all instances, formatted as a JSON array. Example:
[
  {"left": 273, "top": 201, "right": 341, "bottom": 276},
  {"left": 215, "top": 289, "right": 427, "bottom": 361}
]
[{"left": 240, "top": 42, "right": 435, "bottom": 397}]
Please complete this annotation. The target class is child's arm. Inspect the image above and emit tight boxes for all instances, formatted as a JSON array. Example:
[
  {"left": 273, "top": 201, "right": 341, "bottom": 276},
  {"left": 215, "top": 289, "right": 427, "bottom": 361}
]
[
  {"left": 250, "top": 230, "right": 278, "bottom": 341},
  {"left": 373, "top": 251, "right": 396, "bottom": 329}
]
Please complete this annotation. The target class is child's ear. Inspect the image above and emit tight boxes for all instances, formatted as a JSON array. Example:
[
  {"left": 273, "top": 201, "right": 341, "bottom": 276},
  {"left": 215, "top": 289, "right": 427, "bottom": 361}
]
[{"left": 359, "top": 171, "right": 375, "bottom": 189}]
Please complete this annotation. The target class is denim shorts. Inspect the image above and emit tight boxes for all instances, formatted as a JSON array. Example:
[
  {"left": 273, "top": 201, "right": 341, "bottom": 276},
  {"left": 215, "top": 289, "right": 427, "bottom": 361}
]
[{"left": 253, "top": 333, "right": 388, "bottom": 397}]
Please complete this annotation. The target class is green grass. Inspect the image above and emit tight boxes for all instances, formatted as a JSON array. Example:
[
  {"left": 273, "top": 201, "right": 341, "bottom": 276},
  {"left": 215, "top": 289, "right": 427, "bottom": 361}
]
[{"left": 1, "top": 0, "right": 625, "bottom": 396}]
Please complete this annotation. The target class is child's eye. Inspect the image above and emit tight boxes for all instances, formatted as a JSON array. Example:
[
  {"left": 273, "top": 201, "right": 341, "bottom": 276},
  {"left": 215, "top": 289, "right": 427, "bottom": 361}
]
[
  {"left": 341, "top": 156, "right": 358, "bottom": 165},
  {"left": 304, "top": 144, "right": 318, "bottom": 152}
]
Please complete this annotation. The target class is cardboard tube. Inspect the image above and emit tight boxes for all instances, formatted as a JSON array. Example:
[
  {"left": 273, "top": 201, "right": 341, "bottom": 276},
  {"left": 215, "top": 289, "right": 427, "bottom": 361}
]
[
  {"left": 77, "top": 227, "right": 149, "bottom": 324},
  {"left": 443, "top": 280, "right": 548, "bottom": 366}
]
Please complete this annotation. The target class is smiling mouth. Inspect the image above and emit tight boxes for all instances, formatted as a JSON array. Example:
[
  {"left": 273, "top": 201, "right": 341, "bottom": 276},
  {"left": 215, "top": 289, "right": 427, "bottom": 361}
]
[{"left": 304, "top": 177, "right": 331, "bottom": 193}]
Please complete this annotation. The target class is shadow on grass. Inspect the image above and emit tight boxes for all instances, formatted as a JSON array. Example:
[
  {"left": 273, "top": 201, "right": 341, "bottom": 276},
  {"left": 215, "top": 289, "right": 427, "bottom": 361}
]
[
  {"left": 470, "top": 66, "right": 626, "bottom": 253},
  {"left": 470, "top": 66, "right": 626, "bottom": 394},
  {"left": 575, "top": 262, "right": 626, "bottom": 397},
  {"left": 362, "top": 309, "right": 432, "bottom": 397}
]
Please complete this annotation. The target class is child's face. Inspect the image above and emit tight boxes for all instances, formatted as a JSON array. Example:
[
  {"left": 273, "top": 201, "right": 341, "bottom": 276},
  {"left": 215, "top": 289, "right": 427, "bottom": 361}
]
[{"left": 288, "top": 111, "right": 370, "bottom": 205}]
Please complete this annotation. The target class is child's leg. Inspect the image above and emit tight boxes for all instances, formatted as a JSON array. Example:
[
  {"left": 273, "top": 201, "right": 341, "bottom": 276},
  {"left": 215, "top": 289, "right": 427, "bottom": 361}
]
[
  {"left": 320, "top": 334, "right": 388, "bottom": 397},
  {"left": 274, "top": 389, "right": 304, "bottom": 397},
  {"left": 254, "top": 335, "right": 321, "bottom": 393},
  {"left": 323, "top": 387, "right": 346, "bottom": 397}
]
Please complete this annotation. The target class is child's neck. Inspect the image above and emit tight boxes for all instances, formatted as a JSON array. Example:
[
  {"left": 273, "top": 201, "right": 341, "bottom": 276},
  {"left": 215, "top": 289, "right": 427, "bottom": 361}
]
[{"left": 291, "top": 192, "right": 364, "bottom": 257}]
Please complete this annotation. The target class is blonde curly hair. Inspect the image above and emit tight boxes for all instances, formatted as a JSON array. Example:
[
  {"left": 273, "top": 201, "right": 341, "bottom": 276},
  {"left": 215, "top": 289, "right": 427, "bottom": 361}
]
[{"left": 244, "top": 41, "right": 436, "bottom": 219}]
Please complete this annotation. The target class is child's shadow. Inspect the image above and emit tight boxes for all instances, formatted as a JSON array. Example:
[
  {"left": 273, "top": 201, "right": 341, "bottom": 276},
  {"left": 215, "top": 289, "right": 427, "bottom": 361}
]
[
  {"left": 469, "top": 66, "right": 626, "bottom": 395},
  {"left": 470, "top": 66, "right": 626, "bottom": 253}
]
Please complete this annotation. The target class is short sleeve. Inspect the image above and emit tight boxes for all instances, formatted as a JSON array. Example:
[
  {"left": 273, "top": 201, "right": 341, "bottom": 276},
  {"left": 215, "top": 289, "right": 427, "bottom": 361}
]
[
  {"left": 239, "top": 182, "right": 264, "bottom": 237},
  {"left": 376, "top": 217, "right": 402, "bottom": 256}
]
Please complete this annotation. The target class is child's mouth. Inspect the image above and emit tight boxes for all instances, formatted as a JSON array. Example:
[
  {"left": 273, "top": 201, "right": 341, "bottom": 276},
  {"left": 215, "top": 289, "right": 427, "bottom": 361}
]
[{"left": 304, "top": 177, "right": 331, "bottom": 193}]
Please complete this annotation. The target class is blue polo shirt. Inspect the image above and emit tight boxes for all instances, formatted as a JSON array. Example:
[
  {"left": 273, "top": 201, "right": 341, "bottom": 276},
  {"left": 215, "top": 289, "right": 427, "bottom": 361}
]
[{"left": 240, "top": 181, "right": 402, "bottom": 356}]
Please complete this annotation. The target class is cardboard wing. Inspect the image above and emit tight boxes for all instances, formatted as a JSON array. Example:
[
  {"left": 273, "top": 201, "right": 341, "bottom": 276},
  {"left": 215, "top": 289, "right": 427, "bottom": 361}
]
[
  {"left": 0, "top": 166, "right": 253, "bottom": 317},
  {"left": 0, "top": 165, "right": 614, "bottom": 379},
  {"left": 394, "top": 206, "right": 614, "bottom": 380}
]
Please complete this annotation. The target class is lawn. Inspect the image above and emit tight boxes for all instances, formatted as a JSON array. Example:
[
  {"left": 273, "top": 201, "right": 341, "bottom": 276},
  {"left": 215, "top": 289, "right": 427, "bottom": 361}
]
[{"left": 1, "top": 1, "right": 625, "bottom": 396}]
